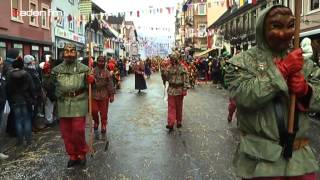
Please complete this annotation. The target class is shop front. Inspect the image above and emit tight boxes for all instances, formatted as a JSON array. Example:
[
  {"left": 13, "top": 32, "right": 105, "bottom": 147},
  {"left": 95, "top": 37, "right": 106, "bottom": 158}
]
[
  {"left": 54, "top": 27, "right": 85, "bottom": 60},
  {"left": 0, "top": 36, "right": 52, "bottom": 61}
]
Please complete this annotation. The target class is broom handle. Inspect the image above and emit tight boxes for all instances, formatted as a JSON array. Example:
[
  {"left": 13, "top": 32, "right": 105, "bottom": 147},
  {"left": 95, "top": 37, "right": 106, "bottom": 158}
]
[{"left": 288, "top": 0, "right": 302, "bottom": 133}]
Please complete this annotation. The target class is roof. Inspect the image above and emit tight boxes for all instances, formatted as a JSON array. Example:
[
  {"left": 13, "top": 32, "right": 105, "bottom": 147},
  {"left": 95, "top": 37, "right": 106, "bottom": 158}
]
[
  {"left": 208, "top": 1, "right": 264, "bottom": 29},
  {"left": 92, "top": 2, "right": 105, "bottom": 13},
  {"left": 107, "top": 16, "right": 125, "bottom": 25}
]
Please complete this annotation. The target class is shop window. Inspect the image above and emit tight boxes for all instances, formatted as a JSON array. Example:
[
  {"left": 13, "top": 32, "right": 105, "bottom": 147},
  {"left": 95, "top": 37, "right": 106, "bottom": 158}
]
[
  {"left": 198, "top": 3, "right": 206, "bottom": 15},
  {"left": 13, "top": 44, "right": 23, "bottom": 57},
  {"left": 310, "top": 0, "right": 320, "bottom": 11},
  {"left": 0, "top": 42, "right": 6, "bottom": 60},
  {"left": 11, "top": 0, "right": 23, "bottom": 22},
  {"left": 29, "top": 0, "right": 39, "bottom": 26},
  {"left": 31, "top": 45, "right": 39, "bottom": 61},
  {"left": 41, "top": 3, "right": 49, "bottom": 29}
]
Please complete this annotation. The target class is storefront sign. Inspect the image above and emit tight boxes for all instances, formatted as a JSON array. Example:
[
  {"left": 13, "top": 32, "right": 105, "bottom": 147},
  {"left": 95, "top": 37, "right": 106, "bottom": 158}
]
[
  {"left": 55, "top": 27, "right": 85, "bottom": 44},
  {"left": 0, "top": 42, "right": 5, "bottom": 48},
  {"left": 32, "top": 45, "right": 39, "bottom": 51}
]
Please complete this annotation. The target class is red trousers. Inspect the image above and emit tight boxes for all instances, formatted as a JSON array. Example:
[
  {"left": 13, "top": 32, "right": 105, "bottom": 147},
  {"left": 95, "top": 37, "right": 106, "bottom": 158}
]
[
  {"left": 167, "top": 95, "right": 184, "bottom": 126},
  {"left": 60, "top": 117, "right": 89, "bottom": 160},
  {"left": 92, "top": 98, "right": 109, "bottom": 132},
  {"left": 228, "top": 98, "right": 236, "bottom": 121},
  {"left": 243, "top": 173, "right": 317, "bottom": 180}
]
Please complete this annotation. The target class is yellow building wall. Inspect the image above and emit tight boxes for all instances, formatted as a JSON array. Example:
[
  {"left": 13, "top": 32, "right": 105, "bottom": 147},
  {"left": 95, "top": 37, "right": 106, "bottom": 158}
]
[{"left": 207, "top": 2, "right": 227, "bottom": 26}]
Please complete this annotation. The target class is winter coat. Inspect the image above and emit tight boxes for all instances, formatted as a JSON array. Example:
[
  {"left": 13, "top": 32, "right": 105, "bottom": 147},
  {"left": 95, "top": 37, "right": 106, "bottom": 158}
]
[{"left": 6, "top": 68, "right": 35, "bottom": 105}]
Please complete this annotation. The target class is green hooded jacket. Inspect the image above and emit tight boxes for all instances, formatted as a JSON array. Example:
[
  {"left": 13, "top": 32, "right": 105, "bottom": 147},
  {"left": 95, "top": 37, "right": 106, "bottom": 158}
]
[
  {"left": 51, "top": 61, "right": 90, "bottom": 118},
  {"left": 224, "top": 5, "right": 320, "bottom": 178}
]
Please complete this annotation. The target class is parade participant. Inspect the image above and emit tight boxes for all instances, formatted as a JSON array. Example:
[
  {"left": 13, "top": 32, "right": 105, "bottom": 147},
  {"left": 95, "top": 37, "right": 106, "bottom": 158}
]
[
  {"left": 134, "top": 59, "right": 147, "bottom": 93},
  {"left": 92, "top": 56, "right": 115, "bottom": 140},
  {"left": 44, "top": 43, "right": 94, "bottom": 168},
  {"left": 162, "top": 52, "right": 189, "bottom": 131},
  {"left": 224, "top": 5, "right": 319, "bottom": 179},
  {"left": 188, "top": 62, "right": 197, "bottom": 88}
]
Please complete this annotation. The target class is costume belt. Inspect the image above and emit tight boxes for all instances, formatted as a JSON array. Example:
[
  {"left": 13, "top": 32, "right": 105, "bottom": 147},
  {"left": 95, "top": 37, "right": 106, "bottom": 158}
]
[
  {"left": 64, "top": 89, "right": 85, "bottom": 97},
  {"left": 169, "top": 83, "right": 183, "bottom": 88}
]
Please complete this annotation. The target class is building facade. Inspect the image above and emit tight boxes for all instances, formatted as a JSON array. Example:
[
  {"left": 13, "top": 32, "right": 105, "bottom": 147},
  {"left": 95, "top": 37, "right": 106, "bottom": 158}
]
[
  {"left": 123, "top": 21, "right": 138, "bottom": 59},
  {"left": 51, "top": 0, "right": 85, "bottom": 59},
  {"left": 209, "top": 0, "right": 320, "bottom": 56},
  {"left": 0, "top": 0, "right": 52, "bottom": 61}
]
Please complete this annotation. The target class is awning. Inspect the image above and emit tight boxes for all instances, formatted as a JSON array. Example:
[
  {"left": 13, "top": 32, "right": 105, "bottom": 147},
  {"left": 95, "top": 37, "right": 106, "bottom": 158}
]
[
  {"left": 194, "top": 48, "right": 214, "bottom": 57},
  {"left": 300, "top": 28, "right": 320, "bottom": 37}
]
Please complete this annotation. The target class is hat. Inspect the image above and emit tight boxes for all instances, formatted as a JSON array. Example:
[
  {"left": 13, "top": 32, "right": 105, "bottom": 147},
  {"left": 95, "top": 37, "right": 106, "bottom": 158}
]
[
  {"left": 64, "top": 43, "right": 76, "bottom": 50},
  {"left": 24, "top": 55, "right": 35, "bottom": 64},
  {"left": 7, "top": 48, "right": 20, "bottom": 59}
]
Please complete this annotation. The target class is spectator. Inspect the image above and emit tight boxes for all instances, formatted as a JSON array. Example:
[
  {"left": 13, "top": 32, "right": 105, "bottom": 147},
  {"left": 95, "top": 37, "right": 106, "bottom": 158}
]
[
  {"left": 6, "top": 58, "right": 35, "bottom": 145},
  {"left": 0, "top": 56, "right": 8, "bottom": 160}
]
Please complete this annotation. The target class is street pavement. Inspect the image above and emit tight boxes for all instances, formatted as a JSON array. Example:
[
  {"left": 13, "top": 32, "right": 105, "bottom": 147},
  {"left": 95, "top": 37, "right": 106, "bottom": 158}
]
[{"left": 0, "top": 73, "right": 320, "bottom": 180}]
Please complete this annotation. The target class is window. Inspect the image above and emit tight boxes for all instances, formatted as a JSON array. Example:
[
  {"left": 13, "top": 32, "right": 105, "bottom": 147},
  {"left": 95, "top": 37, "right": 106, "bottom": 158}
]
[
  {"left": 11, "top": 0, "right": 23, "bottom": 22},
  {"left": 273, "top": 0, "right": 280, "bottom": 5},
  {"left": 198, "top": 24, "right": 207, "bottom": 37},
  {"left": 69, "top": 0, "right": 74, "bottom": 5},
  {"left": 0, "top": 42, "right": 6, "bottom": 60},
  {"left": 198, "top": 3, "right": 206, "bottom": 15},
  {"left": 68, "top": 18, "right": 74, "bottom": 31},
  {"left": 310, "top": 0, "right": 320, "bottom": 11},
  {"left": 251, "top": 10, "right": 256, "bottom": 33},
  {"left": 261, "top": 3, "right": 267, "bottom": 10},
  {"left": 56, "top": 8, "right": 64, "bottom": 27},
  {"left": 29, "top": 0, "right": 38, "bottom": 26},
  {"left": 13, "top": 44, "right": 23, "bottom": 57},
  {"left": 78, "top": 22, "right": 83, "bottom": 35},
  {"left": 41, "top": 3, "right": 49, "bottom": 29},
  {"left": 31, "top": 45, "right": 39, "bottom": 61}
]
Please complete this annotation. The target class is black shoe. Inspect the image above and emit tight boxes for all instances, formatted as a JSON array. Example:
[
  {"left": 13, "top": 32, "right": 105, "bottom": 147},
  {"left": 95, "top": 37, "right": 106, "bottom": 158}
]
[
  {"left": 67, "top": 160, "right": 77, "bottom": 168},
  {"left": 78, "top": 157, "right": 86, "bottom": 166},
  {"left": 177, "top": 124, "right": 182, "bottom": 128},
  {"left": 166, "top": 125, "right": 174, "bottom": 131}
]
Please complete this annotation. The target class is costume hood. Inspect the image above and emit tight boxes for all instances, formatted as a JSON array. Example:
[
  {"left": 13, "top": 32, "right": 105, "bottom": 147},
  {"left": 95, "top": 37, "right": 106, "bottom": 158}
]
[{"left": 301, "top": 38, "right": 313, "bottom": 59}]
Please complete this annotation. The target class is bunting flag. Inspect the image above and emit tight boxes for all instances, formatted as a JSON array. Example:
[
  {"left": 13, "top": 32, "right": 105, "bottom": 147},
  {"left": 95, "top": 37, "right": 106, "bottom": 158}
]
[
  {"left": 137, "top": 10, "right": 140, "bottom": 17},
  {"left": 247, "top": 0, "right": 257, "bottom": 5},
  {"left": 240, "top": 0, "right": 244, "bottom": 6}
]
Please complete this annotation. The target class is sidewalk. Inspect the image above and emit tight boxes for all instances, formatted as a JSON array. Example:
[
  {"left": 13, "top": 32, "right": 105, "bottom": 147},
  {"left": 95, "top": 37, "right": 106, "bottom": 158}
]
[{"left": 0, "top": 113, "right": 16, "bottom": 153}]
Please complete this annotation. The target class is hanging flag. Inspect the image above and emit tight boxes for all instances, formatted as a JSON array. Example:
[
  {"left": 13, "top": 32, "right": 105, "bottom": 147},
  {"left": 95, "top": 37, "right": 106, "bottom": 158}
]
[
  {"left": 166, "top": 7, "right": 171, "bottom": 14},
  {"left": 248, "top": 0, "right": 257, "bottom": 4},
  {"left": 240, "top": 0, "right": 244, "bottom": 6},
  {"left": 137, "top": 10, "right": 140, "bottom": 17},
  {"left": 130, "top": 11, "right": 133, "bottom": 16}
]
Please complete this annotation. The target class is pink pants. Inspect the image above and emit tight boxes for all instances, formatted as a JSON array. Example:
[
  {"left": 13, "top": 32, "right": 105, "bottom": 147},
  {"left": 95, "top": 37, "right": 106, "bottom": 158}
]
[
  {"left": 243, "top": 173, "right": 317, "bottom": 180},
  {"left": 60, "top": 117, "right": 89, "bottom": 160},
  {"left": 228, "top": 98, "right": 236, "bottom": 121},
  {"left": 167, "top": 95, "right": 184, "bottom": 126},
  {"left": 92, "top": 98, "right": 109, "bottom": 132}
]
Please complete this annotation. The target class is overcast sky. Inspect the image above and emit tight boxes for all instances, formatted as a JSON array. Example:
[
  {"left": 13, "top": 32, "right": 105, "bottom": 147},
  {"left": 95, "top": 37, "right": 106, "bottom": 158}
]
[{"left": 92, "top": 0, "right": 182, "bottom": 43}]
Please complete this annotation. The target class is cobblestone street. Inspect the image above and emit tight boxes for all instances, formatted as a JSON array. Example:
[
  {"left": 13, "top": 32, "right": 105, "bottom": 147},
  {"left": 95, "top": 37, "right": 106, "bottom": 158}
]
[{"left": 1, "top": 73, "right": 320, "bottom": 180}]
